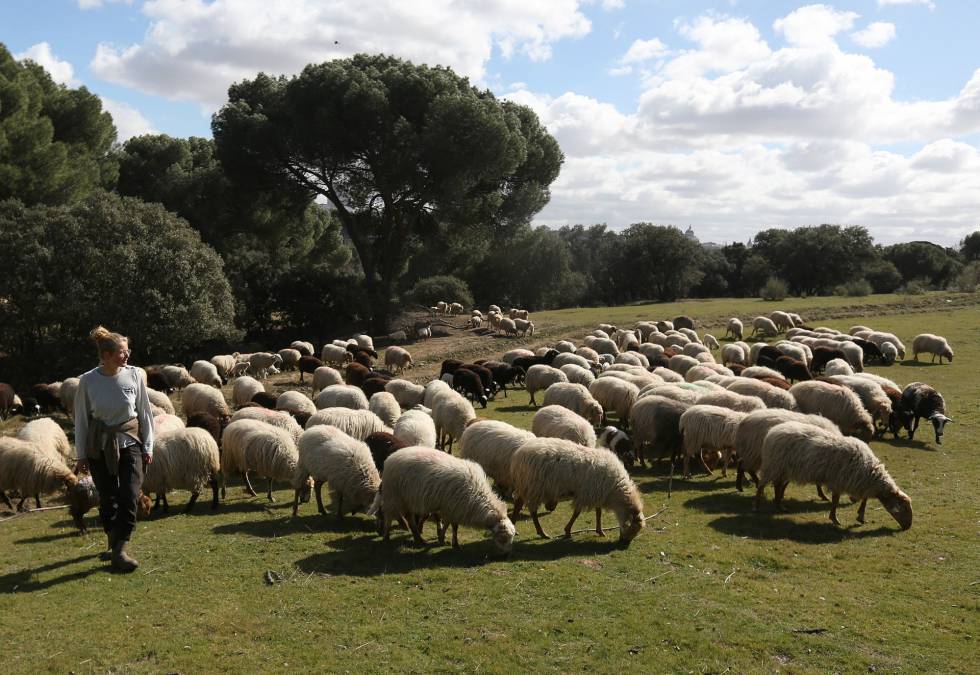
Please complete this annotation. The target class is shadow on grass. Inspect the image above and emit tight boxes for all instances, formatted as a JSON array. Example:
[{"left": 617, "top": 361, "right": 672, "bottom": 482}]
[
  {"left": 211, "top": 512, "right": 376, "bottom": 538},
  {"left": 15, "top": 529, "right": 82, "bottom": 544},
  {"left": 636, "top": 472, "right": 733, "bottom": 495},
  {"left": 684, "top": 491, "right": 832, "bottom": 515},
  {"left": 898, "top": 360, "right": 942, "bottom": 368},
  {"left": 707, "top": 513, "right": 894, "bottom": 543},
  {"left": 494, "top": 405, "right": 532, "bottom": 414},
  {"left": 883, "top": 437, "right": 936, "bottom": 451},
  {"left": 0, "top": 553, "right": 104, "bottom": 592}
]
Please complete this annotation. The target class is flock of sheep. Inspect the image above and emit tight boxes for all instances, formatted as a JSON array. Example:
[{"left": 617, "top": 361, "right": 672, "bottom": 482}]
[{"left": 0, "top": 307, "right": 956, "bottom": 553}]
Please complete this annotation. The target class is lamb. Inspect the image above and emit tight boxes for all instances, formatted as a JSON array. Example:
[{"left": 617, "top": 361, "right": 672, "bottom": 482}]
[
  {"left": 231, "top": 407, "right": 303, "bottom": 442},
  {"left": 161, "top": 365, "right": 196, "bottom": 391},
  {"left": 911, "top": 334, "right": 954, "bottom": 364},
  {"left": 751, "top": 316, "right": 779, "bottom": 337},
  {"left": 321, "top": 344, "right": 353, "bottom": 367},
  {"left": 789, "top": 381, "right": 875, "bottom": 440},
  {"left": 703, "top": 334, "right": 721, "bottom": 350},
  {"left": 143, "top": 427, "right": 221, "bottom": 513},
  {"left": 271, "top": 390, "right": 314, "bottom": 419},
  {"left": 726, "top": 378, "right": 797, "bottom": 410},
  {"left": 433, "top": 391, "right": 476, "bottom": 452},
  {"left": 678, "top": 405, "right": 747, "bottom": 477},
  {"left": 385, "top": 379, "right": 425, "bottom": 409},
  {"left": 589, "top": 377, "right": 639, "bottom": 425},
  {"left": 17, "top": 417, "right": 73, "bottom": 465},
  {"left": 733, "top": 409, "right": 840, "bottom": 492},
  {"left": 532, "top": 405, "right": 597, "bottom": 447},
  {"left": 525, "top": 364, "right": 568, "bottom": 407},
  {"left": 373, "top": 447, "right": 516, "bottom": 552},
  {"left": 756, "top": 422, "right": 912, "bottom": 529},
  {"left": 725, "top": 318, "right": 744, "bottom": 340},
  {"left": 220, "top": 419, "right": 307, "bottom": 502},
  {"left": 509, "top": 438, "right": 645, "bottom": 543},
  {"left": 0, "top": 437, "right": 78, "bottom": 511},
  {"left": 901, "top": 382, "right": 952, "bottom": 444},
  {"left": 292, "top": 425, "right": 380, "bottom": 519},
  {"left": 314, "top": 384, "right": 369, "bottom": 411},
  {"left": 867, "top": 331, "right": 907, "bottom": 359},
  {"left": 232, "top": 376, "right": 265, "bottom": 408},
  {"left": 823, "top": 358, "right": 854, "bottom": 376},
  {"left": 542, "top": 382, "right": 604, "bottom": 426},
  {"left": 182, "top": 383, "right": 231, "bottom": 422},
  {"left": 696, "top": 390, "right": 765, "bottom": 413},
  {"left": 393, "top": 408, "right": 438, "bottom": 448},
  {"left": 383, "top": 346, "right": 414, "bottom": 374},
  {"left": 364, "top": 431, "right": 409, "bottom": 473},
  {"left": 305, "top": 408, "right": 389, "bottom": 441},
  {"left": 458, "top": 420, "right": 535, "bottom": 495},
  {"left": 880, "top": 341, "right": 899, "bottom": 365},
  {"left": 513, "top": 318, "right": 535, "bottom": 337}
]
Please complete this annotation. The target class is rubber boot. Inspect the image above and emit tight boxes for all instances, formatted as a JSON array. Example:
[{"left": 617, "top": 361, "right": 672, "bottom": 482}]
[
  {"left": 99, "top": 531, "right": 117, "bottom": 562},
  {"left": 111, "top": 540, "right": 139, "bottom": 572}
]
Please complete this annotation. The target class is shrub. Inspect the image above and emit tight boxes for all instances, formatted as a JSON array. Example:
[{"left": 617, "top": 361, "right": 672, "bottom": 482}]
[
  {"left": 834, "top": 279, "right": 872, "bottom": 297},
  {"left": 898, "top": 278, "right": 930, "bottom": 296},
  {"left": 405, "top": 275, "right": 474, "bottom": 310},
  {"left": 951, "top": 261, "right": 980, "bottom": 293},
  {"left": 760, "top": 276, "right": 789, "bottom": 301}
]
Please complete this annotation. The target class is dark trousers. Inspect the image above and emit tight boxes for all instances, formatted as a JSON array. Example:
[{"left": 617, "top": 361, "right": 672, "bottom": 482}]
[{"left": 89, "top": 446, "right": 144, "bottom": 543}]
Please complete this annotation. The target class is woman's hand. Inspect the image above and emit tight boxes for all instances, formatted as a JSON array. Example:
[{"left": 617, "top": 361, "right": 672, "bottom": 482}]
[
  {"left": 143, "top": 453, "right": 153, "bottom": 466},
  {"left": 74, "top": 458, "right": 88, "bottom": 474}
]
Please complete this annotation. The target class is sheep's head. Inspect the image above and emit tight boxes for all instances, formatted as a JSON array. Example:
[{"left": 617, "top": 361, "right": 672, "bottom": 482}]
[
  {"left": 880, "top": 490, "right": 912, "bottom": 530},
  {"left": 478, "top": 394, "right": 488, "bottom": 409},
  {"left": 929, "top": 413, "right": 952, "bottom": 445},
  {"left": 943, "top": 348, "right": 954, "bottom": 362},
  {"left": 490, "top": 518, "right": 516, "bottom": 554},
  {"left": 617, "top": 505, "right": 645, "bottom": 545},
  {"left": 137, "top": 492, "right": 152, "bottom": 519},
  {"left": 297, "top": 477, "right": 313, "bottom": 504},
  {"left": 854, "top": 418, "right": 875, "bottom": 442},
  {"left": 585, "top": 401, "right": 604, "bottom": 427}
]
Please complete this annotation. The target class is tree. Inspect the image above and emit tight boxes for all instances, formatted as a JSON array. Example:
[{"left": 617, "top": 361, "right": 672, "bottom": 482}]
[
  {"left": 212, "top": 54, "right": 562, "bottom": 331},
  {"left": 0, "top": 192, "right": 239, "bottom": 383},
  {"left": 752, "top": 225, "right": 876, "bottom": 295},
  {"left": 960, "top": 231, "right": 980, "bottom": 262},
  {"left": 693, "top": 248, "right": 733, "bottom": 297},
  {"left": 615, "top": 224, "right": 704, "bottom": 302},
  {"left": 406, "top": 276, "right": 474, "bottom": 310},
  {"left": 884, "top": 241, "right": 959, "bottom": 288},
  {"left": 863, "top": 258, "right": 903, "bottom": 294},
  {"left": 0, "top": 44, "right": 117, "bottom": 205}
]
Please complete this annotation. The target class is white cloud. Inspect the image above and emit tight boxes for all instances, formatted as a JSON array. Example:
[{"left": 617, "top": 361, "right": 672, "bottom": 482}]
[
  {"left": 601, "top": 0, "right": 625, "bottom": 10},
  {"left": 91, "top": 0, "right": 591, "bottom": 110},
  {"left": 851, "top": 21, "right": 896, "bottom": 48},
  {"left": 99, "top": 96, "right": 156, "bottom": 141},
  {"left": 619, "top": 38, "right": 669, "bottom": 64},
  {"left": 77, "top": 0, "right": 133, "bottom": 9},
  {"left": 878, "top": 0, "right": 935, "bottom": 9},
  {"left": 14, "top": 42, "right": 79, "bottom": 86},
  {"left": 773, "top": 5, "right": 858, "bottom": 48}
]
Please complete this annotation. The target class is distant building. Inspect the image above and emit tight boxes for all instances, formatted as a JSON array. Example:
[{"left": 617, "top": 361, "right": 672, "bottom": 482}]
[{"left": 684, "top": 225, "right": 697, "bottom": 241}]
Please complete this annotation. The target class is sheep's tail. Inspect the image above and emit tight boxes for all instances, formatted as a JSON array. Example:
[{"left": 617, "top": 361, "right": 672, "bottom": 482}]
[{"left": 366, "top": 487, "right": 383, "bottom": 516}]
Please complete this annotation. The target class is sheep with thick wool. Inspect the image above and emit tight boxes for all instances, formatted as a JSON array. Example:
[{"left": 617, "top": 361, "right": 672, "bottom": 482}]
[
  {"left": 321, "top": 344, "right": 353, "bottom": 367},
  {"left": 509, "top": 438, "right": 645, "bottom": 543},
  {"left": 275, "top": 390, "right": 316, "bottom": 418},
  {"left": 912, "top": 334, "right": 953, "bottom": 364},
  {"left": 696, "top": 389, "right": 765, "bottom": 413},
  {"left": 190, "top": 360, "right": 223, "bottom": 388},
  {"left": 154, "top": 413, "right": 186, "bottom": 436},
  {"left": 143, "top": 427, "right": 221, "bottom": 513},
  {"left": 305, "top": 407, "right": 390, "bottom": 440},
  {"left": 393, "top": 408, "right": 437, "bottom": 448},
  {"left": 824, "top": 358, "right": 854, "bottom": 376},
  {"left": 210, "top": 354, "right": 237, "bottom": 380},
  {"left": 17, "top": 417, "right": 72, "bottom": 465},
  {"left": 525, "top": 364, "right": 568, "bottom": 407},
  {"left": 369, "top": 392, "right": 401, "bottom": 428},
  {"left": 458, "top": 420, "right": 535, "bottom": 495},
  {"left": 0, "top": 437, "right": 78, "bottom": 511},
  {"left": 552, "top": 352, "right": 591, "bottom": 370},
  {"left": 639, "top": 383, "right": 700, "bottom": 405},
  {"left": 373, "top": 447, "right": 516, "bottom": 552},
  {"left": 384, "top": 379, "right": 425, "bottom": 409},
  {"left": 721, "top": 343, "right": 749, "bottom": 367},
  {"left": 182, "top": 383, "right": 231, "bottom": 421},
  {"left": 756, "top": 422, "right": 912, "bottom": 529},
  {"left": 751, "top": 316, "right": 779, "bottom": 338},
  {"left": 826, "top": 375, "right": 893, "bottom": 431},
  {"left": 161, "top": 365, "right": 196, "bottom": 390},
  {"left": 588, "top": 377, "right": 639, "bottom": 426},
  {"left": 314, "top": 384, "right": 369, "bottom": 411},
  {"left": 769, "top": 311, "right": 794, "bottom": 331},
  {"left": 867, "top": 331, "right": 907, "bottom": 359},
  {"left": 220, "top": 419, "right": 307, "bottom": 501},
  {"left": 789, "top": 381, "right": 874, "bottom": 440},
  {"left": 232, "top": 407, "right": 303, "bottom": 442},
  {"left": 726, "top": 379, "right": 797, "bottom": 410},
  {"left": 311, "top": 366, "right": 344, "bottom": 394},
  {"left": 433, "top": 391, "right": 476, "bottom": 452},
  {"left": 423, "top": 379, "right": 454, "bottom": 408},
  {"left": 247, "top": 352, "right": 283, "bottom": 379},
  {"left": 277, "top": 348, "right": 302, "bottom": 372},
  {"left": 726, "top": 318, "right": 744, "bottom": 340},
  {"left": 532, "top": 405, "right": 597, "bottom": 448},
  {"left": 293, "top": 425, "right": 380, "bottom": 519},
  {"left": 629, "top": 395, "right": 692, "bottom": 466},
  {"left": 542, "top": 382, "right": 603, "bottom": 426},
  {"left": 383, "top": 346, "right": 414, "bottom": 374},
  {"left": 678, "top": 405, "right": 747, "bottom": 477},
  {"left": 232, "top": 376, "right": 264, "bottom": 408},
  {"left": 560, "top": 364, "right": 595, "bottom": 388}
]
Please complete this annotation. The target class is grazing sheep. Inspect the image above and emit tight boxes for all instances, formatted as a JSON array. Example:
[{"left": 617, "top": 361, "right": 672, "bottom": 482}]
[
  {"left": 790, "top": 381, "right": 874, "bottom": 440},
  {"left": 668, "top": 354, "right": 701, "bottom": 377},
  {"left": 17, "top": 417, "right": 72, "bottom": 464},
  {"left": 588, "top": 377, "right": 639, "bottom": 426},
  {"left": 559, "top": 363, "right": 596, "bottom": 388},
  {"left": 725, "top": 318, "right": 744, "bottom": 340},
  {"left": 373, "top": 447, "right": 515, "bottom": 552},
  {"left": 720, "top": 343, "right": 749, "bottom": 367},
  {"left": 733, "top": 409, "right": 840, "bottom": 492},
  {"left": 555, "top": 340, "right": 576, "bottom": 353},
  {"left": 433, "top": 392, "right": 476, "bottom": 452},
  {"left": 296, "top": 356, "right": 323, "bottom": 384},
  {"left": 154, "top": 413, "right": 186, "bottom": 436},
  {"left": 726, "top": 378, "right": 797, "bottom": 410},
  {"left": 189, "top": 360, "right": 223, "bottom": 388},
  {"left": 773, "top": 356, "right": 812, "bottom": 384},
  {"left": 247, "top": 352, "right": 282, "bottom": 379},
  {"left": 458, "top": 420, "right": 535, "bottom": 495},
  {"left": 305, "top": 408, "right": 389, "bottom": 441},
  {"left": 513, "top": 318, "right": 534, "bottom": 337},
  {"left": 769, "top": 311, "right": 794, "bottom": 331},
  {"left": 741, "top": 366, "right": 786, "bottom": 382},
  {"left": 383, "top": 346, "right": 414, "bottom": 374},
  {"left": 911, "top": 334, "right": 954, "bottom": 364},
  {"left": 143, "top": 427, "right": 221, "bottom": 513},
  {"left": 751, "top": 316, "right": 779, "bottom": 338},
  {"left": 652, "top": 367, "right": 684, "bottom": 384},
  {"left": 824, "top": 358, "right": 854, "bottom": 376},
  {"left": 756, "top": 422, "right": 912, "bottom": 529},
  {"left": 423, "top": 379, "right": 454, "bottom": 409},
  {"left": 314, "top": 384, "right": 369, "bottom": 411},
  {"left": 501, "top": 348, "right": 535, "bottom": 364},
  {"left": 290, "top": 341, "right": 315, "bottom": 356},
  {"left": 220, "top": 419, "right": 306, "bottom": 501},
  {"left": 161, "top": 365, "right": 196, "bottom": 391},
  {"left": 615, "top": 352, "right": 648, "bottom": 367},
  {"left": 277, "top": 349, "right": 302, "bottom": 372},
  {"left": 321, "top": 344, "right": 353, "bottom": 367},
  {"left": 696, "top": 390, "right": 765, "bottom": 413},
  {"left": 364, "top": 431, "right": 409, "bottom": 474},
  {"left": 826, "top": 376, "right": 894, "bottom": 432},
  {"left": 552, "top": 352, "right": 591, "bottom": 370},
  {"left": 232, "top": 376, "right": 264, "bottom": 408},
  {"left": 703, "top": 334, "right": 721, "bottom": 351},
  {"left": 867, "top": 332, "right": 907, "bottom": 360},
  {"left": 673, "top": 315, "right": 695, "bottom": 331},
  {"left": 369, "top": 392, "right": 401, "bottom": 428},
  {"left": 269, "top": 391, "right": 314, "bottom": 419},
  {"left": 452, "top": 369, "right": 489, "bottom": 408},
  {"left": 498, "top": 317, "right": 518, "bottom": 336},
  {"left": 293, "top": 425, "right": 380, "bottom": 519},
  {"left": 305, "top": 366, "right": 339, "bottom": 394},
  {"left": 231, "top": 407, "right": 303, "bottom": 442},
  {"left": 0, "top": 437, "right": 78, "bottom": 511},
  {"left": 532, "top": 405, "right": 598, "bottom": 447},
  {"left": 393, "top": 408, "right": 437, "bottom": 448},
  {"left": 629, "top": 395, "right": 691, "bottom": 466},
  {"left": 182, "top": 383, "right": 231, "bottom": 422},
  {"left": 355, "top": 334, "right": 375, "bottom": 351},
  {"left": 542, "top": 382, "right": 604, "bottom": 426},
  {"left": 879, "top": 341, "right": 899, "bottom": 365},
  {"left": 509, "top": 438, "right": 645, "bottom": 543},
  {"left": 525, "top": 365, "right": 568, "bottom": 407},
  {"left": 678, "top": 405, "right": 747, "bottom": 477},
  {"left": 901, "top": 382, "right": 952, "bottom": 444},
  {"left": 250, "top": 391, "right": 278, "bottom": 409},
  {"left": 385, "top": 379, "right": 425, "bottom": 409},
  {"left": 210, "top": 354, "right": 237, "bottom": 380}
]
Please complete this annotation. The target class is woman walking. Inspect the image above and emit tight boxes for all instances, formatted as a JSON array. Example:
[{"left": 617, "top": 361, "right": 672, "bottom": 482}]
[{"left": 74, "top": 326, "right": 154, "bottom": 572}]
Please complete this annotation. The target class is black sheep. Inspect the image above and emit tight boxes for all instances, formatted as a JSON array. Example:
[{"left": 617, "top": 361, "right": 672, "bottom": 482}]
[
  {"left": 810, "top": 347, "right": 847, "bottom": 373},
  {"left": 440, "top": 359, "right": 464, "bottom": 378},
  {"left": 774, "top": 356, "right": 812, "bottom": 383},
  {"left": 298, "top": 355, "right": 323, "bottom": 383},
  {"left": 852, "top": 338, "right": 883, "bottom": 365},
  {"left": 31, "top": 383, "right": 61, "bottom": 414},
  {"left": 755, "top": 345, "right": 783, "bottom": 365},
  {"left": 251, "top": 391, "right": 278, "bottom": 409},
  {"left": 364, "top": 432, "right": 408, "bottom": 473},
  {"left": 452, "top": 369, "right": 488, "bottom": 408},
  {"left": 901, "top": 382, "right": 952, "bottom": 444},
  {"left": 361, "top": 376, "right": 390, "bottom": 398},
  {"left": 481, "top": 361, "right": 525, "bottom": 397},
  {"left": 186, "top": 412, "right": 223, "bottom": 447},
  {"left": 458, "top": 364, "right": 497, "bottom": 398}
]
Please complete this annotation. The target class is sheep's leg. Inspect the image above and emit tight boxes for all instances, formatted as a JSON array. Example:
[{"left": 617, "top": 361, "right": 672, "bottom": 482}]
[
  {"left": 291, "top": 490, "right": 301, "bottom": 517},
  {"left": 735, "top": 462, "right": 745, "bottom": 492},
  {"left": 563, "top": 506, "right": 582, "bottom": 537},
  {"left": 910, "top": 417, "right": 919, "bottom": 440},
  {"left": 749, "top": 470, "right": 759, "bottom": 487},
  {"left": 511, "top": 497, "right": 523, "bottom": 522},
  {"left": 17, "top": 496, "right": 27, "bottom": 512},
  {"left": 314, "top": 481, "right": 326, "bottom": 515},
  {"left": 829, "top": 492, "right": 842, "bottom": 526},
  {"left": 682, "top": 453, "right": 691, "bottom": 478},
  {"left": 530, "top": 510, "right": 550, "bottom": 539},
  {"left": 856, "top": 498, "right": 868, "bottom": 524},
  {"left": 266, "top": 477, "right": 275, "bottom": 502},
  {"left": 162, "top": 493, "right": 169, "bottom": 512},
  {"left": 184, "top": 492, "right": 199, "bottom": 514},
  {"left": 816, "top": 484, "right": 829, "bottom": 501},
  {"left": 436, "top": 517, "right": 447, "bottom": 544},
  {"left": 451, "top": 524, "right": 459, "bottom": 549},
  {"left": 407, "top": 514, "right": 426, "bottom": 545},
  {"left": 34, "top": 494, "right": 42, "bottom": 510},
  {"left": 210, "top": 478, "right": 220, "bottom": 510},
  {"left": 774, "top": 483, "right": 788, "bottom": 512},
  {"left": 335, "top": 494, "right": 344, "bottom": 521},
  {"left": 242, "top": 471, "right": 257, "bottom": 497},
  {"left": 595, "top": 509, "right": 604, "bottom": 537},
  {"left": 720, "top": 449, "right": 730, "bottom": 478},
  {"left": 0, "top": 491, "right": 11, "bottom": 510}
]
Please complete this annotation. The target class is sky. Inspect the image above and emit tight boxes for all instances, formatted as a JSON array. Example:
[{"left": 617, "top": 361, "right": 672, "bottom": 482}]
[{"left": 2, "top": 0, "right": 979, "bottom": 246}]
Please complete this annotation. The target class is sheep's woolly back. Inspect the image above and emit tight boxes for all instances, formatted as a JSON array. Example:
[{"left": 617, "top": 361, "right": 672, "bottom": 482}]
[
  {"left": 668, "top": 354, "right": 700, "bottom": 376},
  {"left": 433, "top": 392, "right": 476, "bottom": 443},
  {"left": 312, "top": 367, "right": 344, "bottom": 394},
  {"left": 912, "top": 334, "right": 953, "bottom": 359},
  {"left": 59, "top": 377, "right": 81, "bottom": 418},
  {"left": 295, "top": 425, "right": 380, "bottom": 511},
  {"left": 305, "top": 408, "right": 390, "bottom": 440},
  {"left": 501, "top": 349, "right": 535, "bottom": 364},
  {"left": 542, "top": 383, "right": 604, "bottom": 426},
  {"left": 144, "top": 427, "right": 220, "bottom": 495},
  {"left": 525, "top": 365, "right": 568, "bottom": 400},
  {"left": 679, "top": 405, "right": 746, "bottom": 458},
  {"left": 552, "top": 352, "right": 591, "bottom": 370},
  {"left": 560, "top": 364, "right": 596, "bottom": 388},
  {"left": 190, "top": 360, "right": 222, "bottom": 387},
  {"left": 588, "top": 377, "right": 639, "bottom": 422},
  {"left": 853, "top": 372, "right": 901, "bottom": 392},
  {"left": 154, "top": 414, "right": 186, "bottom": 436},
  {"left": 827, "top": 376, "right": 893, "bottom": 425},
  {"left": 369, "top": 392, "right": 401, "bottom": 428},
  {"left": 383, "top": 346, "right": 413, "bottom": 371},
  {"left": 232, "top": 376, "right": 265, "bottom": 407},
  {"left": 652, "top": 367, "right": 684, "bottom": 383},
  {"left": 741, "top": 366, "right": 786, "bottom": 381},
  {"left": 790, "top": 381, "right": 874, "bottom": 438},
  {"left": 17, "top": 417, "right": 72, "bottom": 464},
  {"left": 726, "top": 379, "right": 797, "bottom": 410},
  {"left": 423, "top": 379, "right": 453, "bottom": 408},
  {"left": 629, "top": 395, "right": 691, "bottom": 450},
  {"left": 275, "top": 390, "right": 316, "bottom": 417},
  {"left": 393, "top": 409, "right": 437, "bottom": 448},
  {"left": 509, "top": 438, "right": 643, "bottom": 525},
  {"left": 145, "top": 388, "right": 175, "bottom": 415},
  {"left": 759, "top": 422, "right": 903, "bottom": 501},
  {"left": 232, "top": 407, "right": 303, "bottom": 442},
  {"left": 0, "top": 437, "right": 77, "bottom": 497},
  {"left": 211, "top": 354, "right": 237, "bottom": 379},
  {"left": 380, "top": 447, "right": 511, "bottom": 534},
  {"left": 314, "top": 385, "right": 368, "bottom": 411},
  {"left": 162, "top": 365, "right": 195, "bottom": 389},
  {"left": 531, "top": 405, "right": 597, "bottom": 447},
  {"left": 458, "top": 420, "right": 535, "bottom": 490},
  {"left": 735, "top": 409, "right": 840, "bottom": 474},
  {"left": 639, "top": 383, "right": 700, "bottom": 405},
  {"left": 696, "top": 390, "right": 765, "bottom": 413},
  {"left": 182, "top": 383, "right": 231, "bottom": 419},
  {"left": 220, "top": 419, "right": 298, "bottom": 482},
  {"left": 384, "top": 379, "right": 425, "bottom": 408},
  {"left": 721, "top": 344, "right": 748, "bottom": 366},
  {"left": 823, "top": 359, "right": 854, "bottom": 377}
]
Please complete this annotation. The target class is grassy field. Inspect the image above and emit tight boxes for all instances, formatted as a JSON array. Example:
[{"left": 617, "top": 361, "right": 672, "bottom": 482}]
[{"left": 1, "top": 292, "right": 978, "bottom": 673}]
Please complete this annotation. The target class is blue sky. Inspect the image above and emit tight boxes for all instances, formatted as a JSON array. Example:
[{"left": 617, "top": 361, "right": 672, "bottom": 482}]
[{"left": 2, "top": 0, "right": 978, "bottom": 245}]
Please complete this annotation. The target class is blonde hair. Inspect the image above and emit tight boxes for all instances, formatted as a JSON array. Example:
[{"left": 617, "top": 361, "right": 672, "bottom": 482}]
[{"left": 89, "top": 325, "right": 128, "bottom": 358}]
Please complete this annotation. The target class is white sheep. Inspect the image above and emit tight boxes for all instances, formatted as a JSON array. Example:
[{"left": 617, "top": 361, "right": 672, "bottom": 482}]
[
  {"left": 161, "top": 365, "right": 196, "bottom": 390},
  {"left": 789, "top": 381, "right": 874, "bottom": 440},
  {"left": 190, "top": 360, "right": 223, "bottom": 388},
  {"left": 531, "top": 405, "right": 597, "bottom": 447},
  {"left": 880, "top": 341, "right": 899, "bottom": 365},
  {"left": 575, "top": 347, "right": 600, "bottom": 363},
  {"left": 277, "top": 348, "right": 302, "bottom": 372},
  {"left": 867, "top": 331, "right": 907, "bottom": 359},
  {"left": 369, "top": 391, "right": 401, "bottom": 428},
  {"left": 740, "top": 366, "right": 787, "bottom": 381},
  {"left": 393, "top": 408, "right": 437, "bottom": 448},
  {"left": 911, "top": 334, "right": 954, "bottom": 364},
  {"left": 501, "top": 348, "right": 535, "bottom": 364},
  {"left": 559, "top": 363, "right": 595, "bottom": 388},
  {"left": 312, "top": 366, "right": 344, "bottom": 394},
  {"left": 668, "top": 354, "right": 701, "bottom": 376},
  {"left": 210, "top": 354, "right": 237, "bottom": 380},
  {"left": 639, "top": 383, "right": 700, "bottom": 405},
  {"left": 458, "top": 420, "right": 535, "bottom": 495},
  {"left": 826, "top": 375, "right": 893, "bottom": 431},
  {"left": 751, "top": 316, "right": 779, "bottom": 338},
  {"left": 703, "top": 334, "right": 721, "bottom": 350},
  {"left": 756, "top": 422, "right": 912, "bottom": 529},
  {"left": 678, "top": 404, "right": 747, "bottom": 477},
  {"left": 383, "top": 346, "right": 414, "bottom": 374},
  {"left": 305, "top": 408, "right": 389, "bottom": 440},
  {"left": 58, "top": 377, "right": 81, "bottom": 418},
  {"left": 823, "top": 358, "right": 854, "bottom": 377},
  {"left": 147, "top": 388, "right": 175, "bottom": 415},
  {"left": 290, "top": 340, "right": 315, "bottom": 356},
  {"left": 509, "top": 438, "right": 645, "bottom": 543},
  {"left": 588, "top": 377, "right": 639, "bottom": 425},
  {"left": 423, "top": 379, "right": 454, "bottom": 408},
  {"left": 513, "top": 318, "right": 535, "bottom": 337},
  {"left": 542, "top": 383, "right": 604, "bottom": 425},
  {"left": 143, "top": 427, "right": 221, "bottom": 513},
  {"left": 524, "top": 364, "right": 568, "bottom": 407},
  {"left": 652, "top": 367, "right": 684, "bottom": 383},
  {"left": 373, "top": 447, "right": 515, "bottom": 552},
  {"left": 769, "top": 311, "right": 794, "bottom": 331},
  {"left": 247, "top": 352, "right": 282, "bottom": 379},
  {"left": 220, "top": 419, "right": 304, "bottom": 501},
  {"left": 695, "top": 390, "right": 765, "bottom": 414},
  {"left": 725, "top": 379, "right": 797, "bottom": 410},
  {"left": 615, "top": 351, "right": 648, "bottom": 367},
  {"left": 432, "top": 391, "right": 475, "bottom": 452},
  {"left": 276, "top": 390, "right": 317, "bottom": 417},
  {"left": 385, "top": 379, "right": 425, "bottom": 409},
  {"left": 17, "top": 417, "right": 72, "bottom": 465},
  {"left": 154, "top": 413, "right": 186, "bottom": 436},
  {"left": 293, "top": 425, "right": 380, "bottom": 518},
  {"left": 232, "top": 376, "right": 265, "bottom": 408},
  {"left": 725, "top": 318, "right": 744, "bottom": 340},
  {"left": 555, "top": 340, "right": 576, "bottom": 353},
  {"left": 0, "top": 437, "right": 78, "bottom": 511},
  {"left": 321, "top": 344, "right": 353, "bottom": 367},
  {"left": 182, "top": 383, "right": 231, "bottom": 421},
  {"left": 231, "top": 406, "right": 303, "bottom": 443},
  {"left": 314, "top": 384, "right": 369, "bottom": 411}
]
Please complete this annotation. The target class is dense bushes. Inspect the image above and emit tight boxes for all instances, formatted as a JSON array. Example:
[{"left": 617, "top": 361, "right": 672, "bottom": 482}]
[{"left": 406, "top": 276, "right": 474, "bottom": 310}]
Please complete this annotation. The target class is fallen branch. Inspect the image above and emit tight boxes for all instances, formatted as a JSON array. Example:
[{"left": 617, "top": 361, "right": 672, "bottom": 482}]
[
  {"left": 643, "top": 506, "right": 668, "bottom": 522},
  {"left": 724, "top": 567, "right": 737, "bottom": 584},
  {"left": 0, "top": 504, "right": 67, "bottom": 523},
  {"left": 644, "top": 569, "right": 674, "bottom": 583}
]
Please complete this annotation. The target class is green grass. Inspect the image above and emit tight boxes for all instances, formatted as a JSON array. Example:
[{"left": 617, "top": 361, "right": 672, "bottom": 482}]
[{"left": 2, "top": 293, "right": 979, "bottom": 673}]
